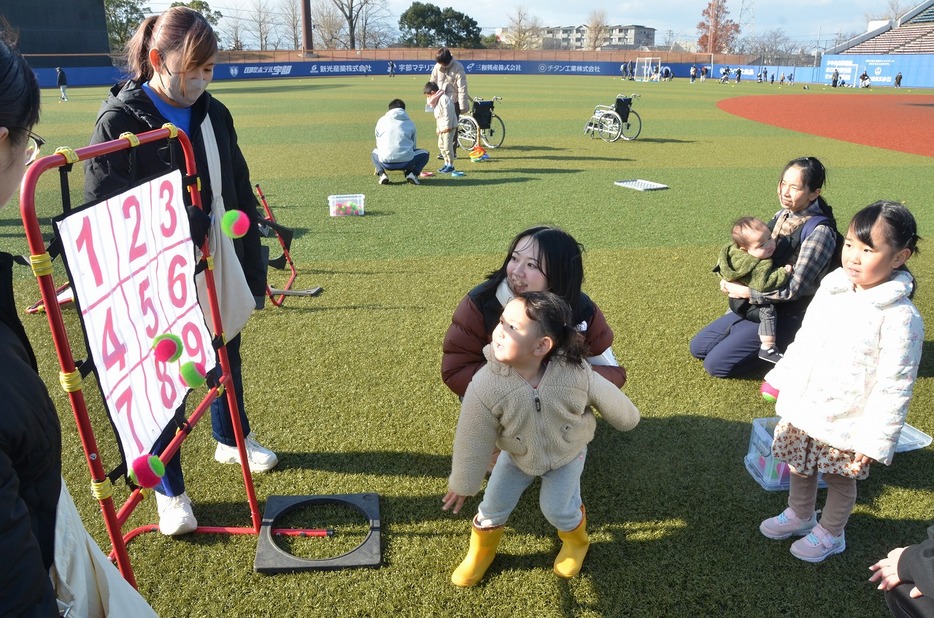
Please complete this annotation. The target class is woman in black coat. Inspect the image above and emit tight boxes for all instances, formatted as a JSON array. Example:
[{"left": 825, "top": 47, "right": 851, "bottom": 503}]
[{"left": 0, "top": 32, "right": 61, "bottom": 617}]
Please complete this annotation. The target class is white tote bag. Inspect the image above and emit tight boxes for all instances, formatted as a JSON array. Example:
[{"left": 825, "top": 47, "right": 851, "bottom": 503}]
[{"left": 195, "top": 114, "right": 255, "bottom": 339}]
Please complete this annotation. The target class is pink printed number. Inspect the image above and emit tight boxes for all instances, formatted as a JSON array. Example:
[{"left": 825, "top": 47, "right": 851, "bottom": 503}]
[
  {"left": 75, "top": 216, "right": 104, "bottom": 287},
  {"left": 159, "top": 179, "right": 178, "bottom": 238},
  {"left": 122, "top": 195, "right": 147, "bottom": 262}
]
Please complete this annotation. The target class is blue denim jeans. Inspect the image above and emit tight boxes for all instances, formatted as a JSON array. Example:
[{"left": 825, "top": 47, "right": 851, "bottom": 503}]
[
  {"left": 477, "top": 448, "right": 586, "bottom": 532},
  {"left": 156, "top": 333, "right": 250, "bottom": 496},
  {"left": 371, "top": 149, "right": 430, "bottom": 176}
]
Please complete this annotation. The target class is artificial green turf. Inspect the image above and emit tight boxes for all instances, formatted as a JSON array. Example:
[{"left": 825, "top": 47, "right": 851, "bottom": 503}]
[{"left": 4, "top": 75, "right": 934, "bottom": 617}]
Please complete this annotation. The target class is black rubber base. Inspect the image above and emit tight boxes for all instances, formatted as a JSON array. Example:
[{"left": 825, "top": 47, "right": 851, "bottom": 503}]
[{"left": 254, "top": 493, "right": 381, "bottom": 574}]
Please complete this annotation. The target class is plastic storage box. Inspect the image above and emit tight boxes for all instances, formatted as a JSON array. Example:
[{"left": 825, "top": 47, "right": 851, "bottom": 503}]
[
  {"left": 329, "top": 194, "right": 365, "bottom": 216},
  {"left": 745, "top": 417, "right": 932, "bottom": 491}
]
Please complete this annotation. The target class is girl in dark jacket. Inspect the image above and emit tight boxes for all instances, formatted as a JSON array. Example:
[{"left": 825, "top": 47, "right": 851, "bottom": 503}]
[{"left": 84, "top": 6, "right": 277, "bottom": 537}]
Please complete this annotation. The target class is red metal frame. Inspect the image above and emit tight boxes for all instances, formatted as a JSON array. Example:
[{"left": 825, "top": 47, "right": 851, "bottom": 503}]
[
  {"left": 19, "top": 127, "right": 264, "bottom": 587},
  {"left": 255, "top": 183, "right": 299, "bottom": 307}
]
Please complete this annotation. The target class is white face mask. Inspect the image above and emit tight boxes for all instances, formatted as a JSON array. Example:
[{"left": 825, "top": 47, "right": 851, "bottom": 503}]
[
  {"left": 158, "top": 68, "right": 209, "bottom": 107},
  {"left": 152, "top": 50, "right": 214, "bottom": 108}
]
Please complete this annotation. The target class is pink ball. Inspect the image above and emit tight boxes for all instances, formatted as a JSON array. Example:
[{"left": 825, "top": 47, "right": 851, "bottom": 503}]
[
  {"left": 152, "top": 334, "right": 183, "bottom": 363},
  {"left": 130, "top": 455, "right": 165, "bottom": 488},
  {"left": 760, "top": 382, "right": 779, "bottom": 403},
  {"left": 221, "top": 210, "right": 250, "bottom": 238}
]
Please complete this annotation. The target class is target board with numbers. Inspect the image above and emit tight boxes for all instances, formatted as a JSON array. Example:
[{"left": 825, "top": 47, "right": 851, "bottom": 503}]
[{"left": 54, "top": 170, "right": 216, "bottom": 463}]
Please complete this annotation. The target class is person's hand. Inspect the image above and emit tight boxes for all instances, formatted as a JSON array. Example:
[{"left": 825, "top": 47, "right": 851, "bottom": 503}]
[
  {"left": 784, "top": 264, "right": 794, "bottom": 273},
  {"left": 869, "top": 547, "right": 921, "bottom": 597},
  {"left": 187, "top": 205, "right": 211, "bottom": 247},
  {"left": 442, "top": 491, "right": 468, "bottom": 514},
  {"left": 720, "top": 279, "right": 751, "bottom": 299}
]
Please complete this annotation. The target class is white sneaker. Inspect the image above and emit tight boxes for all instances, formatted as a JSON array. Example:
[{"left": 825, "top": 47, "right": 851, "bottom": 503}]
[
  {"left": 214, "top": 433, "right": 279, "bottom": 472},
  {"left": 405, "top": 172, "right": 420, "bottom": 185},
  {"left": 378, "top": 172, "right": 389, "bottom": 185},
  {"left": 155, "top": 492, "right": 197, "bottom": 536}
]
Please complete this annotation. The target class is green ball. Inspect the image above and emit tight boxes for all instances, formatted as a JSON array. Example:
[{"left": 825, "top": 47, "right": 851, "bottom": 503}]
[
  {"left": 179, "top": 361, "right": 207, "bottom": 388},
  {"left": 221, "top": 210, "right": 250, "bottom": 238}
]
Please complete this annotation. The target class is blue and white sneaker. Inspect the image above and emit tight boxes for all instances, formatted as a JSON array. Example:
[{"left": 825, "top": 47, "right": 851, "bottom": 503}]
[{"left": 438, "top": 164, "right": 455, "bottom": 174}]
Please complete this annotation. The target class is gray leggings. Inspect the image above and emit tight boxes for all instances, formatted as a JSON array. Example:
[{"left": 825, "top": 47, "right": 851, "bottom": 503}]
[{"left": 476, "top": 447, "right": 586, "bottom": 532}]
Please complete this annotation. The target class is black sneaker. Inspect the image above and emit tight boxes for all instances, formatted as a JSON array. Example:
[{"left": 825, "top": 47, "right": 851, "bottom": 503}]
[
  {"left": 436, "top": 153, "right": 444, "bottom": 160},
  {"left": 758, "top": 347, "right": 784, "bottom": 364}
]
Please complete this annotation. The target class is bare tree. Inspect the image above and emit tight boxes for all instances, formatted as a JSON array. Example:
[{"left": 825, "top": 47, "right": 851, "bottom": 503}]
[
  {"left": 505, "top": 6, "right": 542, "bottom": 50},
  {"left": 585, "top": 9, "right": 608, "bottom": 50},
  {"left": 245, "top": 0, "right": 275, "bottom": 50},
  {"left": 312, "top": 0, "right": 346, "bottom": 48},
  {"left": 357, "top": 0, "right": 394, "bottom": 49},
  {"left": 740, "top": 28, "right": 798, "bottom": 64},
  {"left": 867, "top": 0, "right": 914, "bottom": 23},
  {"left": 330, "top": 0, "right": 370, "bottom": 49},
  {"left": 278, "top": 0, "right": 302, "bottom": 49},
  {"left": 220, "top": 7, "right": 247, "bottom": 50}
]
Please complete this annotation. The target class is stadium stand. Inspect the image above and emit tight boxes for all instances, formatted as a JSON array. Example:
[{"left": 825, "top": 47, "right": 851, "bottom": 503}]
[{"left": 837, "top": 0, "right": 934, "bottom": 54}]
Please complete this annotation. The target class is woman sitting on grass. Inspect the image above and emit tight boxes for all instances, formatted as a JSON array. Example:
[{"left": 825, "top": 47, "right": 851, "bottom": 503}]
[{"left": 690, "top": 156, "right": 841, "bottom": 377}]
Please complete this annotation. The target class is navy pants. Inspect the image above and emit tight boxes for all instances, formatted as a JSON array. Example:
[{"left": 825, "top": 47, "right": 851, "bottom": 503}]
[
  {"left": 886, "top": 583, "right": 934, "bottom": 618},
  {"left": 371, "top": 149, "right": 429, "bottom": 176},
  {"left": 689, "top": 309, "right": 804, "bottom": 378},
  {"left": 155, "top": 333, "right": 250, "bottom": 496}
]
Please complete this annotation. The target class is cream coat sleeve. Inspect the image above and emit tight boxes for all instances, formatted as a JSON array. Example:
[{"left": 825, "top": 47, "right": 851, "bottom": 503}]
[
  {"left": 587, "top": 371, "right": 640, "bottom": 432},
  {"left": 448, "top": 381, "right": 499, "bottom": 497}
]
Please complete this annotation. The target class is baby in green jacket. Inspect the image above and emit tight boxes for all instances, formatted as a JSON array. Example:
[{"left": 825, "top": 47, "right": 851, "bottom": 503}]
[{"left": 717, "top": 216, "right": 793, "bottom": 363}]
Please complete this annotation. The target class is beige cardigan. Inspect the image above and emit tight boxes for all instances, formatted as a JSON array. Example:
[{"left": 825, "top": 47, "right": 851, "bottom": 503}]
[{"left": 449, "top": 345, "right": 639, "bottom": 496}]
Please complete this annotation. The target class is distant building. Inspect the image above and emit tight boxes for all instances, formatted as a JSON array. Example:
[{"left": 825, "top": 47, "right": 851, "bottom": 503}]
[{"left": 540, "top": 24, "right": 656, "bottom": 50}]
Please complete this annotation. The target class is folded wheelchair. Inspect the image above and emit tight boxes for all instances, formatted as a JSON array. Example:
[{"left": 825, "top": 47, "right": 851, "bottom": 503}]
[{"left": 584, "top": 93, "right": 642, "bottom": 142}]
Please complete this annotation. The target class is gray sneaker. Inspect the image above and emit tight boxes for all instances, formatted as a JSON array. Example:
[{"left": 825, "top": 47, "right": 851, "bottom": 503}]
[
  {"left": 758, "top": 347, "right": 784, "bottom": 364},
  {"left": 406, "top": 172, "right": 420, "bottom": 185}
]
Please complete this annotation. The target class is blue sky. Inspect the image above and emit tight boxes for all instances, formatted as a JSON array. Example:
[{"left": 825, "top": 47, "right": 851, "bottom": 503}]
[{"left": 145, "top": 0, "right": 910, "bottom": 48}]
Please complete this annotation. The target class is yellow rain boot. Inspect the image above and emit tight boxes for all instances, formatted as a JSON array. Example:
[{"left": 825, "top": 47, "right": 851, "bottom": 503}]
[
  {"left": 554, "top": 506, "right": 590, "bottom": 578},
  {"left": 451, "top": 519, "right": 505, "bottom": 587}
]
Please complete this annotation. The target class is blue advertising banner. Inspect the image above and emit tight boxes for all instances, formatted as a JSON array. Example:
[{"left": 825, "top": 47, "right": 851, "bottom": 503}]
[
  {"left": 820, "top": 54, "right": 933, "bottom": 88},
  {"left": 31, "top": 55, "right": 934, "bottom": 89}
]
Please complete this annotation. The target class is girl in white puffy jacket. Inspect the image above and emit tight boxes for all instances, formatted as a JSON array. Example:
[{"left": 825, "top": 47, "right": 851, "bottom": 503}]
[{"left": 759, "top": 201, "right": 923, "bottom": 563}]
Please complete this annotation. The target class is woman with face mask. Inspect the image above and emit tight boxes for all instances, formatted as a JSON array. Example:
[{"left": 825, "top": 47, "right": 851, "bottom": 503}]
[{"left": 85, "top": 6, "right": 278, "bottom": 537}]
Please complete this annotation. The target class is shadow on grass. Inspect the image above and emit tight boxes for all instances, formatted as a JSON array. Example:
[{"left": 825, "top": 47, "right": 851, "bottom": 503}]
[
  {"left": 419, "top": 176, "right": 555, "bottom": 186},
  {"left": 213, "top": 83, "right": 348, "bottom": 96},
  {"left": 499, "top": 168, "right": 588, "bottom": 175},
  {"left": 917, "top": 341, "right": 934, "bottom": 378},
  {"left": 506, "top": 145, "right": 567, "bottom": 152},
  {"left": 504, "top": 155, "right": 634, "bottom": 163},
  {"left": 632, "top": 137, "right": 696, "bottom": 144},
  {"left": 409, "top": 414, "right": 934, "bottom": 613}
]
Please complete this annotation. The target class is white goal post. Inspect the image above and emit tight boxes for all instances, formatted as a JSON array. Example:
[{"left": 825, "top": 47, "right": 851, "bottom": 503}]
[{"left": 635, "top": 57, "right": 661, "bottom": 82}]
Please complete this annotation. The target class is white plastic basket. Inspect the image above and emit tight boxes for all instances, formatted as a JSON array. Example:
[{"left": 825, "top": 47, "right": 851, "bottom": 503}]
[{"left": 328, "top": 194, "right": 365, "bottom": 216}]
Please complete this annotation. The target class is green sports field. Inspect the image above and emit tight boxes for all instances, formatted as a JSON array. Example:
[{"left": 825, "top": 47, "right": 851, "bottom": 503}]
[{"left": 5, "top": 74, "right": 934, "bottom": 617}]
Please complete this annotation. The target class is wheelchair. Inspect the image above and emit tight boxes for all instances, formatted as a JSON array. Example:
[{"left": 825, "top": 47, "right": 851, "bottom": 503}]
[
  {"left": 457, "top": 96, "right": 505, "bottom": 149},
  {"left": 584, "top": 93, "right": 641, "bottom": 142}
]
